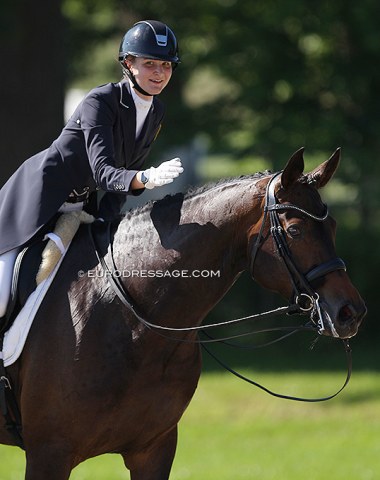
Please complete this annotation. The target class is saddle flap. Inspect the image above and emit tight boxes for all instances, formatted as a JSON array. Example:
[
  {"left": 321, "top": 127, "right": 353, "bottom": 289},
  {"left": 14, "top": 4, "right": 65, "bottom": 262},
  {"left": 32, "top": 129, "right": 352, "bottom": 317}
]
[{"left": 0, "top": 240, "right": 48, "bottom": 336}]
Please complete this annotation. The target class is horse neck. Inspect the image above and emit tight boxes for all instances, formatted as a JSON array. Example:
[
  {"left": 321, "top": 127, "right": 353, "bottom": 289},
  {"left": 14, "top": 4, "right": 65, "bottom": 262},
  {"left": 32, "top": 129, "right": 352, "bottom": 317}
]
[{"left": 119, "top": 177, "right": 266, "bottom": 275}]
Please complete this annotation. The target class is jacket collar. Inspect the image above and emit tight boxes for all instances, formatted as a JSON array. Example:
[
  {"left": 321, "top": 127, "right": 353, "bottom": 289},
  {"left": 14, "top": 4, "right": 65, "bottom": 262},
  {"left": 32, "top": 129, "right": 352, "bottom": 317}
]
[
  {"left": 118, "top": 79, "right": 134, "bottom": 109},
  {"left": 118, "top": 79, "right": 156, "bottom": 112}
]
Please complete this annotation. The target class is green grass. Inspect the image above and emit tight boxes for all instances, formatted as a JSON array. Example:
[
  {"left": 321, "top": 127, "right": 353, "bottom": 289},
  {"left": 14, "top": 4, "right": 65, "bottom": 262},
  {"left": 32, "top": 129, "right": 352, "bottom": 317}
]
[{"left": 0, "top": 369, "right": 379, "bottom": 479}]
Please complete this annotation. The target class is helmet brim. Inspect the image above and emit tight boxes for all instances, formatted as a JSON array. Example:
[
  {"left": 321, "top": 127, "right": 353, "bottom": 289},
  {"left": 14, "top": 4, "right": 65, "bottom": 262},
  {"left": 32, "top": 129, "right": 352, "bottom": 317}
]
[{"left": 119, "top": 52, "right": 180, "bottom": 65}]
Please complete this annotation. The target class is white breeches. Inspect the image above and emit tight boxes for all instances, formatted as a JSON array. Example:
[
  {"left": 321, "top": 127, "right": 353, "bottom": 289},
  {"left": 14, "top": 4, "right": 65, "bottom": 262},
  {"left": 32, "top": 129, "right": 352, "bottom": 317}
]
[{"left": 0, "top": 248, "right": 19, "bottom": 318}]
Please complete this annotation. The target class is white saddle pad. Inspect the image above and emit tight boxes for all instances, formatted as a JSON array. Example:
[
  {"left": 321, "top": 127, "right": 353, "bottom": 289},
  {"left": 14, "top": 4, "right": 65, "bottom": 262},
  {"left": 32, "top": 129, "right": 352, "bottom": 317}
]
[{"left": 0, "top": 245, "right": 69, "bottom": 367}]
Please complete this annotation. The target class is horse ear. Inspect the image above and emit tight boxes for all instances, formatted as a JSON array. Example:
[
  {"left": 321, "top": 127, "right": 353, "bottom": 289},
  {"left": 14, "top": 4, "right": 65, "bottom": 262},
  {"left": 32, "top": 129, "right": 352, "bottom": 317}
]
[
  {"left": 307, "top": 148, "right": 341, "bottom": 189},
  {"left": 281, "top": 147, "right": 305, "bottom": 189}
]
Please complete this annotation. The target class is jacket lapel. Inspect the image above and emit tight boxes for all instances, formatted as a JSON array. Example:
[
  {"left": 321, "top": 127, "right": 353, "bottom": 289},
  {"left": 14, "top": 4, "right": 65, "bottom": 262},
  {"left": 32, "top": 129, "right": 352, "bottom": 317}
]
[{"left": 118, "top": 81, "right": 136, "bottom": 167}]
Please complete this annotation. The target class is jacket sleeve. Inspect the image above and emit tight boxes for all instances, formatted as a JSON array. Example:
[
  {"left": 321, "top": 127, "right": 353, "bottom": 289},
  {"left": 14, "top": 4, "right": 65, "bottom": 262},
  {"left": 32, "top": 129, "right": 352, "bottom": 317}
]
[{"left": 80, "top": 91, "right": 137, "bottom": 194}]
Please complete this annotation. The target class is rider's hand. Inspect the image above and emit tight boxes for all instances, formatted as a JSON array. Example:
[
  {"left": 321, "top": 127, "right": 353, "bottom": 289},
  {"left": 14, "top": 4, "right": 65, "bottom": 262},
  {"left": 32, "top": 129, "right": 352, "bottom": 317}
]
[{"left": 142, "top": 158, "right": 183, "bottom": 189}]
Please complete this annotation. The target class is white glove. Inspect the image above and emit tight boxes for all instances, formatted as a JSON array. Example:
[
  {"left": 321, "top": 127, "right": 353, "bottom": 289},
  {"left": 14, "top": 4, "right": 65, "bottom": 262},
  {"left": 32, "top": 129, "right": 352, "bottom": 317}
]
[{"left": 143, "top": 158, "right": 184, "bottom": 189}]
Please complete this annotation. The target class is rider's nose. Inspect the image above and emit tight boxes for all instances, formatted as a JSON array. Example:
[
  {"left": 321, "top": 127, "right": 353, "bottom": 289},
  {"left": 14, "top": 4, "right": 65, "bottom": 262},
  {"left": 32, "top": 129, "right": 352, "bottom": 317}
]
[{"left": 154, "top": 64, "right": 164, "bottom": 74}]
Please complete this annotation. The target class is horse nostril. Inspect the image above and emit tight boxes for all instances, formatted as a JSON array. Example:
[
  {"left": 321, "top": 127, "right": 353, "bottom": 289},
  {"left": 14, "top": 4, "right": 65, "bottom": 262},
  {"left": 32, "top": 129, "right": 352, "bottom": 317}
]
[{"left": 338, "top": 304, "right": 356, "bottom": 324}]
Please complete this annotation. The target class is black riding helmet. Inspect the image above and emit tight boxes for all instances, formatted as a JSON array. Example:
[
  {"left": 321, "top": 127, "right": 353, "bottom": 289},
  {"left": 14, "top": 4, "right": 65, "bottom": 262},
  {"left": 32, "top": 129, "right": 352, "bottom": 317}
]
[{"left": 119, "top": 20, "right": 180, "bottom": 96}]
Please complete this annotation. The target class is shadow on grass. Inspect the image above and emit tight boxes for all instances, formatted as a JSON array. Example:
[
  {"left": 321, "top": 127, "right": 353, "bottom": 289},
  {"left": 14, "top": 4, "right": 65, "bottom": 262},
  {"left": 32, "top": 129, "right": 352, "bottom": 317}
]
[
  {"left": 339, "top": 388, "right": 380, "bottom": 404},
  {"left": 200, "top": 327, "right": 379, "bottom": 374}
]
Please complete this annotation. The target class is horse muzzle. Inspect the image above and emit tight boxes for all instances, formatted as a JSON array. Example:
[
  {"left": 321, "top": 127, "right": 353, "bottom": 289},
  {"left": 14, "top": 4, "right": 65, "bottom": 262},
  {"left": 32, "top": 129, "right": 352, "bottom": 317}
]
[
  {"left": 301, "top": 258, "right": 367, "bottom": 339},
  {"left": 317, "top": 297, "right": 367, "bottom": 339}
]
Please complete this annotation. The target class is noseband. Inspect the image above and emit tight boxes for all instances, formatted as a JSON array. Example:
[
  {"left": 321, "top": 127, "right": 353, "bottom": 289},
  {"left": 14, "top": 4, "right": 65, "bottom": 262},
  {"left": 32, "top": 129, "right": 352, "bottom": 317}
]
[{"left": 250, "top": 172, "right": 346, "bottom": 336}]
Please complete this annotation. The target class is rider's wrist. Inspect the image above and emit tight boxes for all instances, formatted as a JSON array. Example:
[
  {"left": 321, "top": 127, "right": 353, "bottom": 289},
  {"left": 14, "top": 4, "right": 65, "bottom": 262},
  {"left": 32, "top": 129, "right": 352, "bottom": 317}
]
[{"left": 140, "top": 170, "right": 150, "bottom": 185}]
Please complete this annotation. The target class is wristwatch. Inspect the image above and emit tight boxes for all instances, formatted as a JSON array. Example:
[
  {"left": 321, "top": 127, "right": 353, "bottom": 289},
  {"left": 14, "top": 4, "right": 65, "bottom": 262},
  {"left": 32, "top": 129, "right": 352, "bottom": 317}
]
[{"left": 140, "top": 170, "right": 149, "bottom": 185}]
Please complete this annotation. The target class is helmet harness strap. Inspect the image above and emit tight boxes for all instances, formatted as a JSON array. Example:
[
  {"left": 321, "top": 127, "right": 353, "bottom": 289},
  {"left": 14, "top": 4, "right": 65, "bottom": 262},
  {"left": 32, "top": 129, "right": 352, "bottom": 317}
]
[{"left": 122, "top": 60, "right": 156, "bottom": 97}]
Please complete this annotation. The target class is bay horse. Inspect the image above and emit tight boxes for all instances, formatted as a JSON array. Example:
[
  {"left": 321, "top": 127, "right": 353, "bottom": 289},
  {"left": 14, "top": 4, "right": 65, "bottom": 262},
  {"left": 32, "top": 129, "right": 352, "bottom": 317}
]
[{"left": 0, "top": 148, "right": 366, "bottom": 479}]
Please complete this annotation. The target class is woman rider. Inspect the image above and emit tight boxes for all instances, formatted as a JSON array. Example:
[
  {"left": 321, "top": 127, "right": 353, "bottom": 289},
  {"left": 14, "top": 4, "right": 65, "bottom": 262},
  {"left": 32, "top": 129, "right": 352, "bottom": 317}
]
[{"left": 0, "top": 20, "right": 183, "bottom": 319}]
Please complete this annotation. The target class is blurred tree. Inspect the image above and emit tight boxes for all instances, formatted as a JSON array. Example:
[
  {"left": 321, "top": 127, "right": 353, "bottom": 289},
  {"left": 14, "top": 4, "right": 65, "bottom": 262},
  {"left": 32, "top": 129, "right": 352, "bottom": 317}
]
[
  {"left": 0, "top": 0, "right": 65, "bottom": 186},
  {"left": 62, "top": 0, "right": 122, "bottom": 87}
]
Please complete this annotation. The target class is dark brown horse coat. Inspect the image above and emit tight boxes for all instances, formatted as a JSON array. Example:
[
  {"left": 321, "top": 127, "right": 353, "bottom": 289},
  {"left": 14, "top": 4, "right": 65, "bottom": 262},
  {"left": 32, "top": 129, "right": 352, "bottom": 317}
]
[{"left": 0, "top": 80, "right": 164, "bottom": 255}]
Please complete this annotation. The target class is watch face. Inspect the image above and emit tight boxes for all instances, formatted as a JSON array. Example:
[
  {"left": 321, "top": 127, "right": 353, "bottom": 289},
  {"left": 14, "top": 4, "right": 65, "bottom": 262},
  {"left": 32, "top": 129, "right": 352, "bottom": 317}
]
[{"left": 141, "top": 171, "right": 149, "bottom": 184}]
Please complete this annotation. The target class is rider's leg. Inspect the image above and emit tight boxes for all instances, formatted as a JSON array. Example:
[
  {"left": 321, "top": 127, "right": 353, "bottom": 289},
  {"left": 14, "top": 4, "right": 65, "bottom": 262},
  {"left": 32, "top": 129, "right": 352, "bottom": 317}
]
[{"left": 0, "top": 248, "right": 19, "bottom": 318}]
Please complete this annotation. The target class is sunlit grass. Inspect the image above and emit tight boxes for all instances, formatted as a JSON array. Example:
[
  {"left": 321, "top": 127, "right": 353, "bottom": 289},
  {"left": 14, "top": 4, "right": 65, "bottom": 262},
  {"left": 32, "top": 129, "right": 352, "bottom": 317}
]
[{"left": 0, "top": 370, "right": 379, "bottom": 479}]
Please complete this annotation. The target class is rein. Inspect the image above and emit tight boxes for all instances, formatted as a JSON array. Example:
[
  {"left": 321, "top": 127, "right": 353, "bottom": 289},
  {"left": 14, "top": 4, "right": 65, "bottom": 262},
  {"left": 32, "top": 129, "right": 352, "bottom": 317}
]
[
  {"left": 201, "top": 336, "right": 352, "bottom": 403},
  {"left": 88, "top": 171, "right": 353, "bottom": 402}
]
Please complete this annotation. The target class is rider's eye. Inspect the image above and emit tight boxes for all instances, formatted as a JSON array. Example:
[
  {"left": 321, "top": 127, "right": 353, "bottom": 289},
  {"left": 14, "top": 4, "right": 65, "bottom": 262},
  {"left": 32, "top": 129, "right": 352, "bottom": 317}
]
[{"left": 287, "top": 225, "right": 301, "bottom": 238}]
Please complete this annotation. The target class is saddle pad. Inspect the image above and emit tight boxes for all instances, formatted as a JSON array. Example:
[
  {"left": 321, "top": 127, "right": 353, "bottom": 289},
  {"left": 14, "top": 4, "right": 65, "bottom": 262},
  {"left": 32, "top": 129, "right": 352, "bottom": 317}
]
[{"left": 1, "top": 242, "right": 70, "bottom": 367}]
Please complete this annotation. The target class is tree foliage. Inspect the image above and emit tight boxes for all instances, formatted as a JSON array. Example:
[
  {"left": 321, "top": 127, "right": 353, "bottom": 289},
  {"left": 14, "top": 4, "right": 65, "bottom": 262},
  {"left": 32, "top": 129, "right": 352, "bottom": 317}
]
[{"left": 0, "top": 0, "right": 64, "bottom": 185}]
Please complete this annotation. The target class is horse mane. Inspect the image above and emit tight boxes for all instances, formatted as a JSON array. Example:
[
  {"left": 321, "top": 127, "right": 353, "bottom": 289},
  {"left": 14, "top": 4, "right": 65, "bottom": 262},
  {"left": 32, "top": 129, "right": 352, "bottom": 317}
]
[
  {"left": 125, "top": 171, "right": 271, "bottom": 220},
  {"left": 184, "top": 171, "right": 270, "bottom": 198}
]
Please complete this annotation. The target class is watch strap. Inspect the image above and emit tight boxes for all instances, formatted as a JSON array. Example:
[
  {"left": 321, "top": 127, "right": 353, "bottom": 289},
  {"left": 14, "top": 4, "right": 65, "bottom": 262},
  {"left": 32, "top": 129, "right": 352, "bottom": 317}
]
[{"left": 140, "top": 170, "right": 149, "bottom": 184}]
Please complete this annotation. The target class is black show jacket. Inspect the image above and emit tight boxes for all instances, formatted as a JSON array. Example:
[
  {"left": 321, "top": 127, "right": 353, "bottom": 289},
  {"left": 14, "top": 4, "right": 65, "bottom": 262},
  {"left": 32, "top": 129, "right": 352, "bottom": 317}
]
[{"left": 0, "top": 80, "right": 165, "bottom": 254}]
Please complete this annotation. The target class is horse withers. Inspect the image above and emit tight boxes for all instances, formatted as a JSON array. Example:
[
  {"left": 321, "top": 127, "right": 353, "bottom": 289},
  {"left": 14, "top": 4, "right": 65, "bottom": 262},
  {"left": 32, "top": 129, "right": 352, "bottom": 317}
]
[{"left": 0, "top": 148, "right": 366, "bottom": 479}]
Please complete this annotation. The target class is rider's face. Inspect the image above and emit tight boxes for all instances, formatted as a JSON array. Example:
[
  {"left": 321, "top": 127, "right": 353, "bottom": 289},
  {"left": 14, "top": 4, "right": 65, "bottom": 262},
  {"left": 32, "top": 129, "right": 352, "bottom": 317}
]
[{"left": 125, "top": 57, "right": 173, "bottom": 98}]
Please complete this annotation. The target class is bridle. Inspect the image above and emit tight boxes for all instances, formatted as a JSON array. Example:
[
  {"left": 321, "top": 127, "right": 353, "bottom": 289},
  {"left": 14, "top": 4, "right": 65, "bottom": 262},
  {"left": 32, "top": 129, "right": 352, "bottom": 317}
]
[{"left": 250, "top": 172, "right": 346, "bottom": 337}]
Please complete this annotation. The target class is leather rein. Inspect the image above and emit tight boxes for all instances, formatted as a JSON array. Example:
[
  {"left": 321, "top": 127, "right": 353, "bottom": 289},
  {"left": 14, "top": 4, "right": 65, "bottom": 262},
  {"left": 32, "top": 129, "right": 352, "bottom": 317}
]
[{"left": 89, "top": 172, "right": 352, "bottom": 402}]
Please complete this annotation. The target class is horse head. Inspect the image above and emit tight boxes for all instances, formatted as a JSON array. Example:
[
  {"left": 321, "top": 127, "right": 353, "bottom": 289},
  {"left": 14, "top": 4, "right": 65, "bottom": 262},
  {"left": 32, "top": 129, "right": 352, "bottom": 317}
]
[{"left": 249, "top": 148, "right": 366, "bottom": 339}]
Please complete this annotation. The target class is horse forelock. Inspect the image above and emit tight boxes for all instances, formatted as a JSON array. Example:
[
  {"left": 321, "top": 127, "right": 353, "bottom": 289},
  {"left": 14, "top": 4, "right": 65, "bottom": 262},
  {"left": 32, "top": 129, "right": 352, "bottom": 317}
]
[
  {"left": 299, "top": 173, "right": 317, "bottom": 187},
  {"left": 281, "top": 174, "right": 327, "bottom": 216}
]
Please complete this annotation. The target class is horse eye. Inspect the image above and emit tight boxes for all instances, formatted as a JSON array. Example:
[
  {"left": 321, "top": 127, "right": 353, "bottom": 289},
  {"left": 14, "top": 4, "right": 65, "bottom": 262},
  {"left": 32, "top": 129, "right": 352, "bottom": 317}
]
[{"left": 287, "top": 225, "right": 301, "bottom": 238}]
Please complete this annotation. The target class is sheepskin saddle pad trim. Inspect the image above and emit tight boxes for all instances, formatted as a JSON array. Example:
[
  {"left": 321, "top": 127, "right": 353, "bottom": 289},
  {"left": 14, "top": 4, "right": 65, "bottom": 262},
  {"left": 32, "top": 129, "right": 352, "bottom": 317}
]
[{"left": 2, "top": 211, "right": 94, "bottom": 335}]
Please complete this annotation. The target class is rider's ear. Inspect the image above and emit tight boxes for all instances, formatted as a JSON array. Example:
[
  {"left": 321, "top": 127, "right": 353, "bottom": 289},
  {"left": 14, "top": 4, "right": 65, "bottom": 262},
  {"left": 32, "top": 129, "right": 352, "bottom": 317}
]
[
  {"left": 281, "top": 147, "right": 305, "bottom": 190},
  {"left": 308, "top": 148, "right": 341, "bottom": 189}
]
